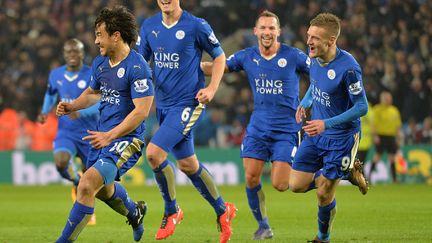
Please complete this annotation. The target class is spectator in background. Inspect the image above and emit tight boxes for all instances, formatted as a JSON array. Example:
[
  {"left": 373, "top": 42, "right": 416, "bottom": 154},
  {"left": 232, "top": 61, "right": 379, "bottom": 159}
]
[
  {"left": 402, "top": 78, "right": 430, "bottom": 123},
  {"left": 370, "top": 91, "right": 402, "bottom": 183},
  {"left": 403, "top": 117, "right": 421, "bottom": 145},
  {"left": 418, "top": 116, "right": 432, "bottom": 144},
  {"left": 0, "top": 0, "right": 431, "bottom": 150}
]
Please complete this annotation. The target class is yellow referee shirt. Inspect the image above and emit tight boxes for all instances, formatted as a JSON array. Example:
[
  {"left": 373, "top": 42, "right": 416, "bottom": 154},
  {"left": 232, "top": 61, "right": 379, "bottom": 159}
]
[{"left": 372, "top": 104, "right": 401, "bottom": 136}]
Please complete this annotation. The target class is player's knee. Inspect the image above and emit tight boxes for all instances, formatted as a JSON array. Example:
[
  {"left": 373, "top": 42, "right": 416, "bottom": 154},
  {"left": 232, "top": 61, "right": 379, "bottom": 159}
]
[
  {"left": 316, "top": 188, "right": 332, "bottom": 204},
  {"left": 245, "top": 173, "right": 261, "bottom": 187},
  {"left": 146, "top": 151, "right": 162, "bottom": 168},
  {"left": 77, "top": 180, "right": 95, "bottom": 199},
  {"left": 178, "top": 158, "right": 199, "bottom": 175},
  {"left": 272, "top": 181, "right": 289, "bottom": 192},
  {"left": 55, "top": 160, "right": 69, "bottom": 171},
  {"left": 178, "top": 164, "right": 195, "bottom": 175}
]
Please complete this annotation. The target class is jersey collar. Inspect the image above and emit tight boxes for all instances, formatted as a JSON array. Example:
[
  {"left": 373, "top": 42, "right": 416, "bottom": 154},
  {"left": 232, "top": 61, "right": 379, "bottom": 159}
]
[
  {"left": 255, "top": 44, "right": 281, "bottom": 61},
  {"left": 160, "top": 10, "right": 184, "bottom": 29}
]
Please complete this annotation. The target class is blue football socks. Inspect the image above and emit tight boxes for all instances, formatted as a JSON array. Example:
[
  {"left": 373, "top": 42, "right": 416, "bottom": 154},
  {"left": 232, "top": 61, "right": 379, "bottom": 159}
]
[
  {"left": 153, "top": 159, "right": 177, "bottom": 215},
  {"left": 246, "top": 183, "right": 270, "bottom": 229},
  {"left": 317, "top": 199, "right": 337, "bottom": 242},
  {"left": 187, "top": 163, "right": 225, "bottom": 216},
  {"left": 104, "top": 182, "right": 137, "bottom": 219},
  {"left": 56, "top": 202, "right": 94, "bottom": 243}
]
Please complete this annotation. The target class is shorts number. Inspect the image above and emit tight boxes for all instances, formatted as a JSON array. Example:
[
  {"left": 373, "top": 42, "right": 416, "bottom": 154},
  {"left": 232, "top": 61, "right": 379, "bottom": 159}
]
[
  {"left": 181, "top": 107, "right": 191, "bottom": 122},
  {"left": 341, "top": 156, "right": 351, "bottom": 171},
  {"left": 109, "top": 141, "right": 129, "bottom": 153}
]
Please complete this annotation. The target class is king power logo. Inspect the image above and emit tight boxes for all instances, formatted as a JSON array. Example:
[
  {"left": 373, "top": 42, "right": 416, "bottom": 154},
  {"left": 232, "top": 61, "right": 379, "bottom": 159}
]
[{"left": 254, "top": 75, "right": 283, "bottom": 95}]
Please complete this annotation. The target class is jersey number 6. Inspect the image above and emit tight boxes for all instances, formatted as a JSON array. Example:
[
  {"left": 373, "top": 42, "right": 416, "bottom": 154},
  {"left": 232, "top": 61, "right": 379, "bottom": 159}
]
[{"left": 181, "top": 107, "right": 191, "bottom": 122}]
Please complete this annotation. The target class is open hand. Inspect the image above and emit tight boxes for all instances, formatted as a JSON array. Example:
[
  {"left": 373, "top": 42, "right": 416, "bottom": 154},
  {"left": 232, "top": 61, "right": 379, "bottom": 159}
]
[
  {"left": 82, "top": 130, "right": 113, "bottom": 149},
  {"left": 303, "top": 120, "right": 325, "bottom": 137}
]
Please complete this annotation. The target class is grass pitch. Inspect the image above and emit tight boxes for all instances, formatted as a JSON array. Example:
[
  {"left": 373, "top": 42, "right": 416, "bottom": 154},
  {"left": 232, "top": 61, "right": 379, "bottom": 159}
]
[{"left": 0, "top": 184, "right": 431, "bottom": 243}]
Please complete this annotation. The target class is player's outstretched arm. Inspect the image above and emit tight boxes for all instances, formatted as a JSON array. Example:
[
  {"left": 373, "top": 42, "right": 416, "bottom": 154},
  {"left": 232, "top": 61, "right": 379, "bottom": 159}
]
[
  {"left": 83, "top": 96, "right": 153, "bottom": 149},
  {"left": 196, "top": 53, "right": 226, "bottom": 104},
  {"left": 56, "top": 87, "right": 100, "bottom": 116}
]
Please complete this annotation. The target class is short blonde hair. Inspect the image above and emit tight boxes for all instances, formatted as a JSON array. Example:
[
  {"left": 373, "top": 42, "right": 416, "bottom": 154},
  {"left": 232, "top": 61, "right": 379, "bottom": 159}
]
[
  {"left": 256, "top": 10, "right": 280, "bottom": 28},
  {"left": 310, "top": 13, "right": 340, "bottom": 38}
]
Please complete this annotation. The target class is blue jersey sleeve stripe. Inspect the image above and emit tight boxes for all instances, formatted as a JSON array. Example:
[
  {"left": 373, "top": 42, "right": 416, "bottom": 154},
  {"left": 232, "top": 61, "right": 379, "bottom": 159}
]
[
  {"left": 41, "top": 92, "right": 58, "bottom": 114},
  {"left": 78, "top": 102, "right": 100, "bottom": 118},
  {"left": 300, "top": 86, "right": 313, "bottom": 108},
  {"left": 209, "top": 46, "right": 224, "bottom": 59},
  {"left": 324, "top": 95, "right": 368, "bottom": 129}
]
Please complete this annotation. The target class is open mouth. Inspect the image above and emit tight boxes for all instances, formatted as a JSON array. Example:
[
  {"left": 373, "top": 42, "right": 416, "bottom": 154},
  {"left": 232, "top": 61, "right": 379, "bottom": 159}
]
[
  {"left": 262, "top": 35, "right": 273, "bottom": 42},
  {"left": 160, "top": 0, "right": 171, "bottom": 6}
]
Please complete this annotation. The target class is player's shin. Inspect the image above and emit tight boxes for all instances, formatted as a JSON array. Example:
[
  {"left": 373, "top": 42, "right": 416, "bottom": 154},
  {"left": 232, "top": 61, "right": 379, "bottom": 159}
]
[
  {"left": 56, "top": 202, "right": 94, "bottom": 243},
  {"left": 187, "top": 163, "right": 225, "bottom": 215},
  {"left": 153, "top": 159, "right": 177, "bottom": 215}
]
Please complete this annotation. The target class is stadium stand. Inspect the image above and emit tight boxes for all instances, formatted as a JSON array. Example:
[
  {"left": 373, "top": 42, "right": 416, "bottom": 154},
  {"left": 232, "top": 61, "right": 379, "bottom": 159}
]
[{"left": 0, "top": 0, "right": 430, "bottom": 150}]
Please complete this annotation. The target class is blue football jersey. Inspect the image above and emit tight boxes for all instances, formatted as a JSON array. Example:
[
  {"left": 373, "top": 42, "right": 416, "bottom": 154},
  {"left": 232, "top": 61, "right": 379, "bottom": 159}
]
[
  {"left": 47, "top": 65, "right": 98, "bottom": 133},
  {"left": 309, "top": 48, "right": 366, "bottom": 137},
  {"left": 227, "top": 44, "right": 310, "bottom": 133},
  {"left": 137, "top": 11, "right": 223, "bottom": 109},
  {"left": 89, "top": 50, "right": 154, "bottom": 139}
]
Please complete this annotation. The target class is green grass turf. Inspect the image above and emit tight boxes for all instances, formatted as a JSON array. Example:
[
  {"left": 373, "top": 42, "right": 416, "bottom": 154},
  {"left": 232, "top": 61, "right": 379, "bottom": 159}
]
[{"left": 0, "top": 184, "right": 431, "bottom": 243}]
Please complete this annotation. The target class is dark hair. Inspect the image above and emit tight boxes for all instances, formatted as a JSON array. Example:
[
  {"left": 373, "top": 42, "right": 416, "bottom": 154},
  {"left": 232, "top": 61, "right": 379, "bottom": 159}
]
[
  {"left": 95, "top": 6, "right": 138, "bottom": 46},
  {"left": 64, "top": 38, "right": 84, "bottom": 51}
]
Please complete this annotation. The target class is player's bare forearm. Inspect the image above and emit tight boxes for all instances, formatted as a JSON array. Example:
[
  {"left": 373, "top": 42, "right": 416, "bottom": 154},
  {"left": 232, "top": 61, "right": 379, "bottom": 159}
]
[
  {"left": 71, "top": 87, "right": 101, "bottom": 111},
  {"left": 106, "top": 96, "right": 153, "bottom": 140},
  {"left": 196, "top": 54, "right": 227, "bottom": 103},
  {"left": 208, "top": 53, "right": 226, "bottom": 91}
]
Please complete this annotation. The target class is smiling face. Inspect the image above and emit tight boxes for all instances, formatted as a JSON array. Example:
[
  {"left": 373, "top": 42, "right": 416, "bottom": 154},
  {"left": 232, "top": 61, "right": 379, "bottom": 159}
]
[
  {"left": 254, "top": 16, "right": 280, "bottom": 50},
  {"left": 95, "top": 22, "right": 115, "bottom": 57},
  {"left": 63, "top": 41, "right": 84, "bottom": 70},
  {"left": 307, "top": 13, "right": 340, "bottom": 60},
  {"left": 306, "top": 25, "right": 334, "bottom": 59},
  {"left": 157, "top": 0, "right": 180, "bottom": 14}
]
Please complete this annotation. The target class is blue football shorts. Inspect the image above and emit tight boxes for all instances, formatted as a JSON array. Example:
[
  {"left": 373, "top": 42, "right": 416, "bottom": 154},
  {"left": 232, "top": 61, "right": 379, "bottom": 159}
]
[
  {"left": 87, "top": 136, "right": 145, "bottom": 184},
  {"left": 241, "top": 131, "right": 300, "bottom": 164},
  {"left": 293, "top": 132, "right": 360, "bottom": 180},
  {"left": 53, "top": 129, "right": 92, "bottom": 165},
  {"left": 151, "top": 103, "right": 205, "bottom": 160}
]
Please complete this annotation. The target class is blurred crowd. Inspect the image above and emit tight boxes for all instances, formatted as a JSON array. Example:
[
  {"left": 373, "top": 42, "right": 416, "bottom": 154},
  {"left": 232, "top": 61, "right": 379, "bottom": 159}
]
[{"left": 0, "top": 0, "right": 431, "bottom": 150}]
